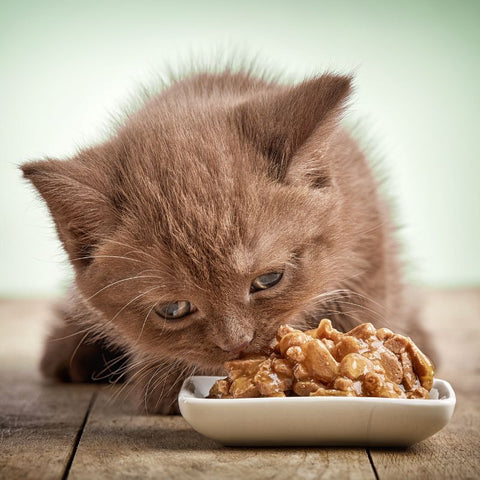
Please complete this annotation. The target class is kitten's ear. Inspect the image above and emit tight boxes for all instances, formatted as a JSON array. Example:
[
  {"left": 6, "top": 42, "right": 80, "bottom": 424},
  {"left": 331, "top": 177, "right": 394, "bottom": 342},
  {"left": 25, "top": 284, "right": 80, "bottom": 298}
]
[
  {"left": 21, "top": 158, "right": 116, "bottom": 268},
  {"left": 235, "top": 73, "right": 352, "bottom": 184}
]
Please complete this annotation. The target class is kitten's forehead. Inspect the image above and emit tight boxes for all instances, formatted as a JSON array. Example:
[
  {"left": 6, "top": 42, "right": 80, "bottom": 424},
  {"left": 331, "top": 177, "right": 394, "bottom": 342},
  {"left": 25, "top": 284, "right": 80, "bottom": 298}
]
[
  {"left": 121, "top": 113, "right": 251, "bottom": 227},
  {"left": 117, "top": 107, "right": 322, "bottom": 282},
  {"left": 143, "top": 185, "right": 314, "bottom": 287},
  {"left": 122, "top": 108, "right": 252, "bottom": 190}
]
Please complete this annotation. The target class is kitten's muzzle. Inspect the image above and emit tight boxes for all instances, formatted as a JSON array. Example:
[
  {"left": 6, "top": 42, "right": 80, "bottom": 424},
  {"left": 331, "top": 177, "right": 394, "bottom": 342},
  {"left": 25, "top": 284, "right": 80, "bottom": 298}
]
[{"left": 218, "top": 336, "right": 252, "bottom": 355}]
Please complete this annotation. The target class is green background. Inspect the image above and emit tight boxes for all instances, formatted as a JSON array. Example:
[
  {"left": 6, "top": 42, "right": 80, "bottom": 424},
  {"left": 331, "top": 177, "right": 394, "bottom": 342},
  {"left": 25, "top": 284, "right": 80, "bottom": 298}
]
[{"left": 1, "top": 0, "right": 479, "bottom": 297}]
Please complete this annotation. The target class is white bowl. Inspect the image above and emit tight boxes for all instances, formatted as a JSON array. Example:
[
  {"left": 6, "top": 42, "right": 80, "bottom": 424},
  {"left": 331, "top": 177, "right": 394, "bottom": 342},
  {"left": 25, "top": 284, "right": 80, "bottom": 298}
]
[{"left": 178, "top": 376, "right": 456, "bottom": 447}]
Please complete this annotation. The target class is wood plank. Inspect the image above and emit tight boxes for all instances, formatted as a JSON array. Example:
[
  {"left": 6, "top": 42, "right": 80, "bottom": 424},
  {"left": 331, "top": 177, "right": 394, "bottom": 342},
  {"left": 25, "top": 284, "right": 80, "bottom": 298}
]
[
  {"left": 0, "top": 299, "right": 98, "bottom": 480},
  {"left": 370, "top": 396, "right": 479, "bottom": 480},
  {"left": 2, "top": 289, "right": 478, "bottom": 479},
  {"left": 69, "top": 389, "right": 375, "bottom": 480},
  {"left": 369, "top": 288, "right": 480, "bottom": 479},
  {"left": 0, "top": 380, "right": 97, "bottom": 480}
]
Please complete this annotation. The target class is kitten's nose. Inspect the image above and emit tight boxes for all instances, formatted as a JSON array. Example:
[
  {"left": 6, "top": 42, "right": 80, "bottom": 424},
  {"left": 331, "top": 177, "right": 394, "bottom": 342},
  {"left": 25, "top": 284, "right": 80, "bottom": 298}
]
[{"left": 219, "top": 337, "right": 252, "bottom": 354}]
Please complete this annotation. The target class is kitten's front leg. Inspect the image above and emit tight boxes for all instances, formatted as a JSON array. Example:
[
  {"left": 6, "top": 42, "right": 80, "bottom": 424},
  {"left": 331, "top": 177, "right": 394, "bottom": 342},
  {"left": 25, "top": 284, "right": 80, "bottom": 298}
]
[{"left": 131, "top": 359, "right": 192, "bottom": 415}]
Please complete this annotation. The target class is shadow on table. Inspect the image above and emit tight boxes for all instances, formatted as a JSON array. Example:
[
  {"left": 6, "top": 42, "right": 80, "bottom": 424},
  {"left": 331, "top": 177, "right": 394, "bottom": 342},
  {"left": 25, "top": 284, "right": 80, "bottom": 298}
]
[{"left": 92, "top": 424, "right": 411, "bottom": 454}]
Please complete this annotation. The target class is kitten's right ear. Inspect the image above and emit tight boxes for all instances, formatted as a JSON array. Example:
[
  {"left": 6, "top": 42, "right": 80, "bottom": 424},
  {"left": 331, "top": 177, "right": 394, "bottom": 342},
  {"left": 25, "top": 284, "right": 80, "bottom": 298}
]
[
  {"left": 234, "top": 74, "right": 352, "bottom": 183},
  {"left": 21, "top": 158, "right": 116, "bottom": 268}
]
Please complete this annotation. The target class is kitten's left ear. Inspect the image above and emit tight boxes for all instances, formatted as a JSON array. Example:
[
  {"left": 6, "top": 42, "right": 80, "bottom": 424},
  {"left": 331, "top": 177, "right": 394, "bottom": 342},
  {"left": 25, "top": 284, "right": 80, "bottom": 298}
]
[
  {"left": 21, "top": 156, "right": 117, "bottom": 269},
  {"left": 235, "top": 73, "right": 352, "bottom": 185}
]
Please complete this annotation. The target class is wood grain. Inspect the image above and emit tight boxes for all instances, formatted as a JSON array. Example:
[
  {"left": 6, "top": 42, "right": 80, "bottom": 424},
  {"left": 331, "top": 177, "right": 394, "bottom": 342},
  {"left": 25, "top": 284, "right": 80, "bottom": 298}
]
[
  {"left": 0, "top": 290, "right": 479, "bottom": 479},
  {"left": 0, "top": 380, "right": 96, "bottom": 480},
  {"left": 369, "top": 288, "right": 480, "bottom": 479},
  {"left": 69, "top": 389, "right": 375, "bottom": 480},
  {"left": 0, "top": 300, "right": 97, "bottom": 480}
]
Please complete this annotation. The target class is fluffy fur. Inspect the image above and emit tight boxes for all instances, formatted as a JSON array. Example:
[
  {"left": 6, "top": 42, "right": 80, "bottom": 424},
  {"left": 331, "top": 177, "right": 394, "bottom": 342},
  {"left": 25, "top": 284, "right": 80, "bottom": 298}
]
[{"left": 22, "top": 66, "right": 430, "bottom": 413}]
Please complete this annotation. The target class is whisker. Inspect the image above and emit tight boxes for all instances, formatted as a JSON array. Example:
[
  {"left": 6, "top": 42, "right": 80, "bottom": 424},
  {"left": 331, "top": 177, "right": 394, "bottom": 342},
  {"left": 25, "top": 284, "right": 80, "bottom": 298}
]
[
  {"left": 144, "top": 363, "right": 167, "bottom": 413},
  {"left": 157, "top": 363, "right": 195, "bottom": 411},
  {"left": 331, "top": 299, "right": 384, "bottom": 322},
  {"left": 100, "top": 239, "right": 160, "bottom": 264},
  {"left": 48, "top": 323, "right": 98, "bottom": 342},
  {"left": 91, "top": 350, "right": 130, "bottom": 382},
  {"left": 68, "top": 331, "right": 92, "bottom": 369},
  {"left": 84, "top": 274, "right": 164, "bottom": 302},
  {"left": 305, "top": 289, "right": 352, "bottom": 305},
  {"left": 106, "top": 360, "right": 152, "bottom": 406},
  {"left": 70, "top": 254, "right": 145, "bottom": 264},
  {"left": 108, "top": 285, "right": 162, "bottom": 324},
  {"left": 133, "top": 304, "right": 157, "bottom": 346},
  {"left": 342, "top": 289, "right": 385, "bottom": 311}
]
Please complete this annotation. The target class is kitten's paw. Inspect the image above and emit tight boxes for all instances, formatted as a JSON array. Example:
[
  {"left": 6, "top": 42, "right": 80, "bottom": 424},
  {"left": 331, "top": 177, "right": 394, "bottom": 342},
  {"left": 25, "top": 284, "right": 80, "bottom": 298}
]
[
  {"left": 41, "top": 340, "right": 100, "bottom": 383},
  {"left": 41, "top": 323, "right": 127, "bottom": 383}
]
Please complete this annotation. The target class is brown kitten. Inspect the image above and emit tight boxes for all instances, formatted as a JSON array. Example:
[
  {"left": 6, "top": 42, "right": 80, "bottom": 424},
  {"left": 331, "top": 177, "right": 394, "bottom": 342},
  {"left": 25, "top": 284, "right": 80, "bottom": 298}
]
[{"left": 21, "top": 67, "right": 431, "bottom": 414}]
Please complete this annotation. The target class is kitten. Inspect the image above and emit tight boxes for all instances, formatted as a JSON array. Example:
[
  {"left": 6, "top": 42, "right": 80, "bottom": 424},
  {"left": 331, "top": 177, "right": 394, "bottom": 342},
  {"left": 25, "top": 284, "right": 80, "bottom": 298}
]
[{"left": 22, "top": 67, "right": 430, "bottom": 414}]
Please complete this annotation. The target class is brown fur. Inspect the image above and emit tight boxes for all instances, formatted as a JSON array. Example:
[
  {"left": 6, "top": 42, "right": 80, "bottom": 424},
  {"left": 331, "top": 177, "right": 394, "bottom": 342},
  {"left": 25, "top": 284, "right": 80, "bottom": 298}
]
[{"left": 21, "top": 68, "right": 431, "bottom": 414}]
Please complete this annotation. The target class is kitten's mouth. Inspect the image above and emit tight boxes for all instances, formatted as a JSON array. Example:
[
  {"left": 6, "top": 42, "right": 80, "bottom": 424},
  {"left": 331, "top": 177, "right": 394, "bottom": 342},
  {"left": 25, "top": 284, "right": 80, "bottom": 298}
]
[
  {"left": 222, "top": 349, "right": 250, "bottom": 361},
  {"left": 224, "top": 341, "right": 272, "bottom": 361}
]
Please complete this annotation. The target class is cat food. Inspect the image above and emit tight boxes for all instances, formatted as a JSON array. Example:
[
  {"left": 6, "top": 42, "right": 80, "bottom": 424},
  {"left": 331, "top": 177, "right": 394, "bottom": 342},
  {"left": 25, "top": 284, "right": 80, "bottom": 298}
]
[{"left": 208, "top": 319, "right": 434, "bottom": 399}]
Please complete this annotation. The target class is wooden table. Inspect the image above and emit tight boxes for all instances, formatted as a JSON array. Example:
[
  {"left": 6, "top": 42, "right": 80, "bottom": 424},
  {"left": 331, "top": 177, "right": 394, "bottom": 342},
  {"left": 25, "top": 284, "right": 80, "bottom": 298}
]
[{"left": 1, "top": 290, "right": 479, "bottom": 479}]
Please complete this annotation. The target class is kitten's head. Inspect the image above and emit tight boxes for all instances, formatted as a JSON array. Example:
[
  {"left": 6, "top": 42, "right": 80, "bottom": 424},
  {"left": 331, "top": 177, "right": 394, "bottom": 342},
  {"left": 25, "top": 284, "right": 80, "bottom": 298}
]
[{"left": 22, "top": 72, "right": 356, "bottom": 369}]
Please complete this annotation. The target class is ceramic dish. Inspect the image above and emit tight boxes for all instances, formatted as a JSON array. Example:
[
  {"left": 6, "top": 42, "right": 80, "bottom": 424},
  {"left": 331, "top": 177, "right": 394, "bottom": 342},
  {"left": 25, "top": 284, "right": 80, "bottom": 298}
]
[{"left": 178, "top": 376, "right": 455, "bottom": 447}]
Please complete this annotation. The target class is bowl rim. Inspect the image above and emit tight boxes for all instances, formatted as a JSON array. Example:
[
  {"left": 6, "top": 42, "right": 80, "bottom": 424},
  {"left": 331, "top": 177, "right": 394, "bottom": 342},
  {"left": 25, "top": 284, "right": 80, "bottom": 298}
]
[{"left": 179, "top": 376, "right": 456, "bottom": 407}]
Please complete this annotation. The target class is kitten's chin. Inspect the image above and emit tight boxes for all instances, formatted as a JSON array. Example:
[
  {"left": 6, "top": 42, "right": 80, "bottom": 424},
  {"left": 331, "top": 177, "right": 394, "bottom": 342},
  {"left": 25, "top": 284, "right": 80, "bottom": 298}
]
[{"left": 185, "top": 350, "right": 238, "bottom": 371}]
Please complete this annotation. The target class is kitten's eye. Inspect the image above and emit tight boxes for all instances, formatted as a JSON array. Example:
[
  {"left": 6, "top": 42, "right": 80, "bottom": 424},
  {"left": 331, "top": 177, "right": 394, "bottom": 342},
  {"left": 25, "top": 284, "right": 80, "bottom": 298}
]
[
  {"left": 250, "top": 272, "right": 283, "bottom": 293},
  {"left": 155, "top": 300, "right": 195, "bottom": 320}
]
